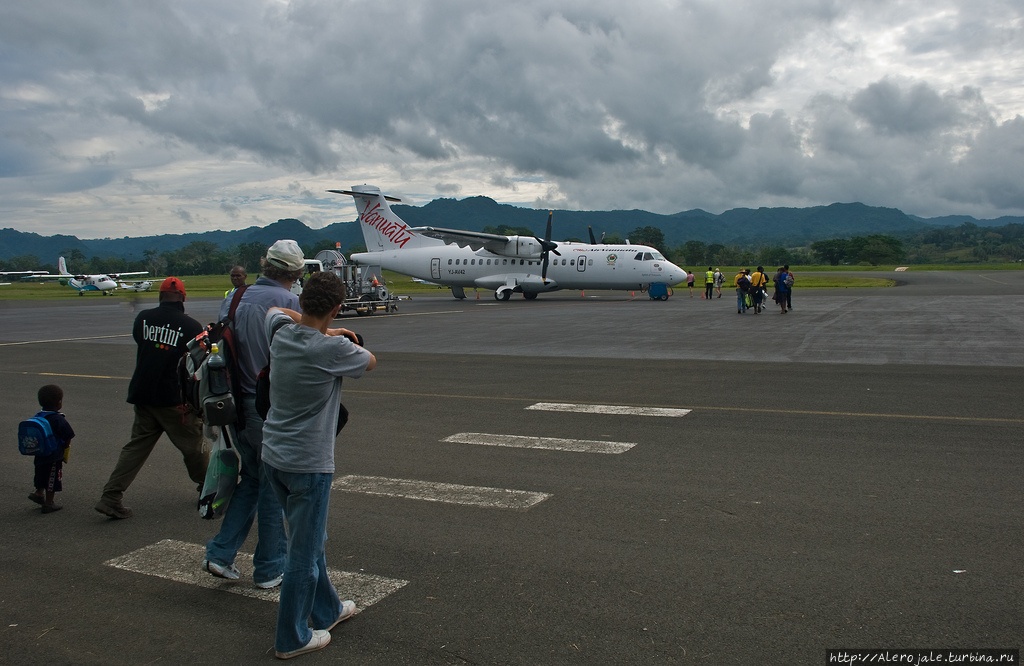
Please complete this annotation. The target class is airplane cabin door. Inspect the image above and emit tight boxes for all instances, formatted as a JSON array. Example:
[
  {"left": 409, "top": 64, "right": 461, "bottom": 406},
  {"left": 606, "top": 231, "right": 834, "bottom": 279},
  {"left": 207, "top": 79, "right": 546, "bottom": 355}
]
[
  {"left": 431, "top": 258, "right": 441, "bottom": 280},
  {"left": 577, "top": 256, "right": 587, "bottom": 272}
]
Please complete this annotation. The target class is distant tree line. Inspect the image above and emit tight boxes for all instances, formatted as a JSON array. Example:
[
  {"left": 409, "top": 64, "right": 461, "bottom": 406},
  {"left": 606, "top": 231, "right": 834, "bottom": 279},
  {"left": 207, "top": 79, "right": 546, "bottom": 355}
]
[
  {"left": 809, "top": 235, "right": 905, "bottom": 266},
  {"left": 903, "top": 222, "right": 1024, "bottom": 263},
  {"left": 658, "top": 223, "right": 1024, "bottom": 267},
  {"left": 807, "top": 223, "right": 1024, "bottom": 265},
  {"left": 0, "top": 239, "right": 357, "bottom": 276},
  {"left": 3, "top": 221, "right": 1021, "bottom": 275}
]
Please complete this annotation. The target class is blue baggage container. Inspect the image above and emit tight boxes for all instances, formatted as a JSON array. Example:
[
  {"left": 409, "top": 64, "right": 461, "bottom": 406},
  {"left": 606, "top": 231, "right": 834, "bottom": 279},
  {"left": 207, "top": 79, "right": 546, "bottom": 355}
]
[{"left": 648, "top": 283, "right": 670, "bottom": 300}]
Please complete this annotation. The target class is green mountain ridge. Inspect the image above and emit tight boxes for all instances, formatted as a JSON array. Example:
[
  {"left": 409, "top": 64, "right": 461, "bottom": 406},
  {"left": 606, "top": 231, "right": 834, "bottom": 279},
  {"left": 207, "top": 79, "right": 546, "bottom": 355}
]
[{"left": 2, "top": 198, "right": 1021, "bottom": 262}]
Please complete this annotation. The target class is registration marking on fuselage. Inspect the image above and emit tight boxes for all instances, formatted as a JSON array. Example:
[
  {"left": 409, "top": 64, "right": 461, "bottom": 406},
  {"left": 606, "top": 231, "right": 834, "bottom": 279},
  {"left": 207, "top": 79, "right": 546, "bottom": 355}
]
[
  {"left": 443, "top": 432, "right": 636, "bottom": 454},
  {"left": 332, "top": 475, "right": 551, "bottom": 510},
  {"left": 525, "top": 402, "right": 692, "bottom": 417},
  {"left": 104, "top": 539, "right": 408, "bottom": 607}
]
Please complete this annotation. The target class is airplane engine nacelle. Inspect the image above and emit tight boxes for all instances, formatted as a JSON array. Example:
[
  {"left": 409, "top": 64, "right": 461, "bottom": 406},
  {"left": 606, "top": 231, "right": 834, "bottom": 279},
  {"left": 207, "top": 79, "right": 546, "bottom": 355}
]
[{"left": 497, "top": 236, "right": 543, "bottom": 259}]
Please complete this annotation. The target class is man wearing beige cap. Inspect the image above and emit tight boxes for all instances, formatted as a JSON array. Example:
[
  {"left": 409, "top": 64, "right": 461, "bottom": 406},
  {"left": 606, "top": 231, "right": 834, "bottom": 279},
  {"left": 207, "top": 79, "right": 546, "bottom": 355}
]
[
  {"left": 203, "top": 240, "right": 305, "bottom": 589},
  {"left": 95, "top": 277, "right": 208, "bottom": 519}
]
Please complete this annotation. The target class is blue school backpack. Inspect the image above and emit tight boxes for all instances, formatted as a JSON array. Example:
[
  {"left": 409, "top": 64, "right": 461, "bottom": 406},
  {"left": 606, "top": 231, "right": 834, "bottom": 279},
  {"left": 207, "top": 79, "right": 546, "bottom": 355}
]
[{"left": 18, "top": 411, "right": 60, "bottom": 456}]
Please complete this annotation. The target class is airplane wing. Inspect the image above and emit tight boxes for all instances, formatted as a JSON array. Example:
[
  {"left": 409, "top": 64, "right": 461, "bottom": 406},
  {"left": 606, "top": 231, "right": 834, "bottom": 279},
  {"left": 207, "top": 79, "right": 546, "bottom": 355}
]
[
  {"left": 0, "top": 270, "right": 50, "bottom": 277},
  {"left": 108, "top": 271, "right": 148, "bottom": 279},
  {"left": 411, "top": 227, "right": 513, "bottom": 253}
]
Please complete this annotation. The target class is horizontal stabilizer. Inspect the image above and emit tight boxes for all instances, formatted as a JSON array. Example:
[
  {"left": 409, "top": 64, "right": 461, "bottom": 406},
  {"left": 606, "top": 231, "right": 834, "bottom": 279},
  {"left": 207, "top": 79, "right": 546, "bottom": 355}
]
[{"left": 328, "top": 189, "right": 402, "bottom": 203}]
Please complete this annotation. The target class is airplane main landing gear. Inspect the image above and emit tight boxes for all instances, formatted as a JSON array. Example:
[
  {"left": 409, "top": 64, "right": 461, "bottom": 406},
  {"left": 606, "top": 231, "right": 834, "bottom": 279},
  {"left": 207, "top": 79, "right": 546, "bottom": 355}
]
[{"left": 494, "top": 288, "right": 512, "bottom": 301}]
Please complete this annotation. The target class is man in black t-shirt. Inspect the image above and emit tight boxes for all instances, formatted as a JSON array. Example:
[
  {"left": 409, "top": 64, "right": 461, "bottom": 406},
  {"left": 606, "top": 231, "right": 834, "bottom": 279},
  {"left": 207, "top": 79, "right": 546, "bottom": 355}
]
[{"left": 95, "top": 277, "right": 208, "bottom": 520}]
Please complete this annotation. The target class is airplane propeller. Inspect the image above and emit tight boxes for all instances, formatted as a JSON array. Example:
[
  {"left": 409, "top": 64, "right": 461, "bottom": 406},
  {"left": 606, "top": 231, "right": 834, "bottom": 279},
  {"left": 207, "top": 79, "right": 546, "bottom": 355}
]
[
  {"left": 537, "top": 211, "right": 560, "bottom": 280},
  {"left": 588, "top": 226, "right": 605, "bottom": 245}
]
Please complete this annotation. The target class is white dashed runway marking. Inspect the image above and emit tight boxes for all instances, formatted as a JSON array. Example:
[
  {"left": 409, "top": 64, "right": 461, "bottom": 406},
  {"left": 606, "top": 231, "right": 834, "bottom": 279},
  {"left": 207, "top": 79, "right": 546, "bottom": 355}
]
[
  {"left": 104, "top": 539, "right": 408, "bottom": 608},
  {"left": 525, "top": 402, "right": 692, "bottom": 417},
  {"left": 442, "top": 432, "right": 636, "bottom": 454},
  {"left": 332, "top": 474, "right": 552, "bottom": 510}
]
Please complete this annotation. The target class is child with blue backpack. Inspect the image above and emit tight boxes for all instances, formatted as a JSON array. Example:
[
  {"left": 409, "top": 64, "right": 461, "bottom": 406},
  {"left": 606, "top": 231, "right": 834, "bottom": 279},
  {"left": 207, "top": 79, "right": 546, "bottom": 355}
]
[{"left": 25, "top": 385, "right": 75, "bottom": 514}]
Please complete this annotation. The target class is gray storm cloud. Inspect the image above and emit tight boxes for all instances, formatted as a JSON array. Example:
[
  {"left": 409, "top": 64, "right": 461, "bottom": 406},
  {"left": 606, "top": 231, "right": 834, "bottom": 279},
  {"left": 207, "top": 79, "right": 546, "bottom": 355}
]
[{"left": 0, "top": 0, "right": 1022, "bottom": 236}]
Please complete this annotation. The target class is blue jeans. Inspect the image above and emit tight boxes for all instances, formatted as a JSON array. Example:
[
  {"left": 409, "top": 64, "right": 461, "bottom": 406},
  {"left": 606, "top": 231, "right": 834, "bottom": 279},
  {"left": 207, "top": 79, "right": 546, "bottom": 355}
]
[
  {"left": 736, "top": 289, "right": 747, "bottom": 312},
  {"left": 205, "top": 395, "right": 286, "bottom": 585},
  {"left": 264, "top": 465, "right": 341, "bottom": 653}
]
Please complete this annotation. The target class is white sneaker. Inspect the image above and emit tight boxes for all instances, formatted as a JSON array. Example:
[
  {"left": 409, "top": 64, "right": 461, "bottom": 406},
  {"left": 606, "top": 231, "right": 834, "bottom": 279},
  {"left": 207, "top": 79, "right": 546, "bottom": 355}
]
[
  {"left": 326, "top": 600, "right": 358, "bottom": 631},
  {"left": 275, "top": 629, "right": 330, "bottom": 659},
  {"left": 255, "top": 573, "right": 284, "bottom": 589},
  {"left": 203, "top": 559, "right": 240, "bottom": 581}
]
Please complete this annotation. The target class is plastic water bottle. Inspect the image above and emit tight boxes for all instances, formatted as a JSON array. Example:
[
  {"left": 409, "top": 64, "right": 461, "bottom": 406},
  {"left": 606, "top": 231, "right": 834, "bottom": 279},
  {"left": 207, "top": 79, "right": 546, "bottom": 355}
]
[{"left": 208, "top": 343, "right": 229, "bottom": 395}]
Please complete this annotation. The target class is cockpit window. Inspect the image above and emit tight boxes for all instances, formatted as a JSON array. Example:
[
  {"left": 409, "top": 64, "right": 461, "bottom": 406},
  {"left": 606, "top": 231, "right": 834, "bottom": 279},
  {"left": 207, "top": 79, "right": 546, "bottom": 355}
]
[
  {"left": 634, "top": 253, "right": 644, "bottom": 261},
  {"left": 652, "top": 252, "right": 666, "bottom": 261}
]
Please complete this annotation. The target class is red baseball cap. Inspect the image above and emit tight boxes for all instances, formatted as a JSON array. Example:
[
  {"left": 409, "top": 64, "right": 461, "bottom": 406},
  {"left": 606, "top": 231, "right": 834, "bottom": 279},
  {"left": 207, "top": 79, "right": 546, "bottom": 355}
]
[{"left": 159, "top": 277, "right": 186, "bottom": 296}]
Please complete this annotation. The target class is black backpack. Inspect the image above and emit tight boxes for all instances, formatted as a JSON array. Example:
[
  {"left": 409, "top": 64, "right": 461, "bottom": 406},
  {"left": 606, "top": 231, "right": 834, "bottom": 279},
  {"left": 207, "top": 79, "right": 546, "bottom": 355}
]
[{"left": 179, "top": 286, "right": 247, "bottom": 428}]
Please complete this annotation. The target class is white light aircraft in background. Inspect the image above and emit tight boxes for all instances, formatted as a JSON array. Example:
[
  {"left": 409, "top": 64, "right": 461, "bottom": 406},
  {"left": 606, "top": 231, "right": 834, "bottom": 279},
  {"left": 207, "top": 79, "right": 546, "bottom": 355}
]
[
  {"left": 330, "top": 185, "right": 685, "bottom": 300},
  {"left": 46, "top": 257, "right": 148, "bottom": 295},
  {"left": 118, "top": 279, "right": 153, "bottom": 292}
]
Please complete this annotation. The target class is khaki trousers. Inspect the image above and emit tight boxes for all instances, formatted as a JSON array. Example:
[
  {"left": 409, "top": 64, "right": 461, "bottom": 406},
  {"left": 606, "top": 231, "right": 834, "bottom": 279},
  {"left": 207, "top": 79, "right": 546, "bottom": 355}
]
[{"left": 99, "top": 404, "right": 208, "bottom": 505}]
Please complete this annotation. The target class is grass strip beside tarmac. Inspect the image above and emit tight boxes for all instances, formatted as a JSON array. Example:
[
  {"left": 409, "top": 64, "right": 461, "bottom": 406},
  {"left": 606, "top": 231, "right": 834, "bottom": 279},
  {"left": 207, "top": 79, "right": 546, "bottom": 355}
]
[{"left": 11, "top": 266, "right": 1011, "bottom": 300}]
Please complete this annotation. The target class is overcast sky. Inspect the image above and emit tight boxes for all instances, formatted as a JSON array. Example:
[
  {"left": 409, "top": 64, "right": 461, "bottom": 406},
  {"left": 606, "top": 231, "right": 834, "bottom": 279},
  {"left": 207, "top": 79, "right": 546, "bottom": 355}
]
[{"left": 1, "top": 0, "right": 1022, "bottom": 239}]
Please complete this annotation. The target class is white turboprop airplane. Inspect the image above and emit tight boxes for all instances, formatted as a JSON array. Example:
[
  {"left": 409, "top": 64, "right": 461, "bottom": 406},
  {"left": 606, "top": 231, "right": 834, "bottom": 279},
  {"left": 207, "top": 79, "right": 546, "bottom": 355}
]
[
  {"left": 47, "top": 257, "right": 148, "bottom": 295},
  {"left": 329, "top": 185, "right": 685, "bottom": 300}
]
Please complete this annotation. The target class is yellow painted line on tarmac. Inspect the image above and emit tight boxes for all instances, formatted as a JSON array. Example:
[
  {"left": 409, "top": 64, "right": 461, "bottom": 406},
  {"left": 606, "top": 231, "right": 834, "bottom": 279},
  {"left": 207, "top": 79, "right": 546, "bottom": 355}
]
[
  {"left": 345, "top": 389, "right": 1024, "bottom": 425},
  {"left": 976, "top": 274, "right": 1012, "bottom": 285},
  {"left": 0, "top": 333, "right": 132, "bottom": 346},
  {"left": 0, "top": 370, "right": 128, "bottom": 380},
  {"left": 0, "top": 376, "right": 1016, "bottom": 425}
]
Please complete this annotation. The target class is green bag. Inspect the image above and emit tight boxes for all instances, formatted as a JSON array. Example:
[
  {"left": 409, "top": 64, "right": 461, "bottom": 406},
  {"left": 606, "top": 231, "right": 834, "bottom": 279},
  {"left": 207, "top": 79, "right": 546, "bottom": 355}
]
[{"left": 197, "top": 427, "right": 239, "bottom": 520}]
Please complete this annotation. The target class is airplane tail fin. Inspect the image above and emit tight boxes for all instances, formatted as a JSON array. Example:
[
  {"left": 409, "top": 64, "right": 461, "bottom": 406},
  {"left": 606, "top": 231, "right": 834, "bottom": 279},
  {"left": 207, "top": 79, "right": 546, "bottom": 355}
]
[
  {"left": 329, "top": 185, "right": 434, "bottom": 252},
  {"left": 58, "top": 257, "right": 70, "bottom": 276}
]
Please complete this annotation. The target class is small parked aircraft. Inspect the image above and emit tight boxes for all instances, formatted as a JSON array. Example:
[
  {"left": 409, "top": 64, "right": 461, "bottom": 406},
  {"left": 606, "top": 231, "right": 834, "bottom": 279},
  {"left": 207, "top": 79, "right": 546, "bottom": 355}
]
[
  {"left": 118, "top": 280, "right": 153, "bottom": 292},
  {"left": 329, "top": 185, "right": 685, "bottom": 300},
  {"left": 45, "top": 257, "right": 148, "bottom": 295}
]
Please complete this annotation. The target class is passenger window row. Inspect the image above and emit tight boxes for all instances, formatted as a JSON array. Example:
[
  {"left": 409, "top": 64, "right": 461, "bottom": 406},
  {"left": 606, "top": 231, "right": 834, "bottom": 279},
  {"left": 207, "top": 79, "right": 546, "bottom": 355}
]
[{"left": 448, "top": 258, "right": 587, "bottom": 266}]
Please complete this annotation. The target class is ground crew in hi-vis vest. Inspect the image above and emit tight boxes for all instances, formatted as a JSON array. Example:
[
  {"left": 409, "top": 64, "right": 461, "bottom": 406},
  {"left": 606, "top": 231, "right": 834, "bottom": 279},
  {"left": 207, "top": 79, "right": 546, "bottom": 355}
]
[{"left": 704, "top": 267, "right": 715, "bottom": 300}]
